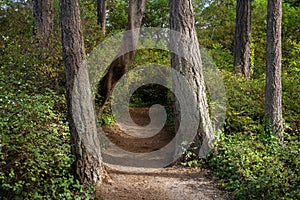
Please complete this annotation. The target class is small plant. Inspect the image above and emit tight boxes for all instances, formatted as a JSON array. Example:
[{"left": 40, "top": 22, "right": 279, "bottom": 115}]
[
  {"left": 180, "top": 141, "right": 206, "bottom": 168},
  {"left": 97, "top": 106, "right": 115, "bottom": 126}
]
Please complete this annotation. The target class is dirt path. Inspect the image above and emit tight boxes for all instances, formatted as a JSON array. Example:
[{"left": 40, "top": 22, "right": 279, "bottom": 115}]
[{"left": 96, "top": 107, "right": 230, "bottom": 200}]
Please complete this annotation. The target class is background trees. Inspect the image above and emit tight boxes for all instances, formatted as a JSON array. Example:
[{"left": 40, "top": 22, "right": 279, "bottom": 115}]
[
  {"left": 97, "top": 0, "right": 146, "bottom": 108},
  {"left": 97, "top": 0, "right": 106, "bottom": 33},
  {"left": 233, "top": 0, "right": 252, "bottom": 78},
  {"left": 265, "top": 0, "right": 283, "bottom": 143},
  {"left": 33, "top": 0, "right": 53, "bottom": 46}
]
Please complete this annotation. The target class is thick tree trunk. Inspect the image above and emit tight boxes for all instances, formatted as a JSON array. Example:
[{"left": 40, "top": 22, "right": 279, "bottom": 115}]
[
  {"left": 170, "top": 0, "right": 214, "bottom": 156},
  {"left": 233, "top": 0, "right": 251, "bottom": 79},
  {"left": 266, "top": 0, "right": 283, "bottom": 143},
  {"left": 97, "top": 0, "right": 106, "bottom": 34},
  {"left": 33, "top": 0, "right": 54, "bottom": 46},
  {"left": 97, "top": 0, "right": 146, "bottom": 108},
  {"left": 60, "top": 0, "right": 103, "bottom": 185}
]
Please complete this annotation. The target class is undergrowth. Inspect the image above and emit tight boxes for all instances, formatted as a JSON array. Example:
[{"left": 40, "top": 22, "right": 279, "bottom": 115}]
[{"left": 0, "top": 7, "right": 95, "bottom": 198}]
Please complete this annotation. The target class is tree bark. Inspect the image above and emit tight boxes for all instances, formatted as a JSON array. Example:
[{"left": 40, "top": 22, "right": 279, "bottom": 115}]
[
  {"left": 97, "top": 0, "right": 146, "bottom": 108},
  {"left": 170, "top": 0, "right": 214, "bottom": 156},
  {"left": 266, "top": 0, "right": 283, "bottom": 143},
  {"left": 33, "top": 0, "right": 54, "bottom": 46},
  {"left": 60, "top": 0, "right": 103, "bottom": 185},
  {"left": 233, "top": 0, "right": 251, "bottom": 79},
  {"left": 97, "top": 0, "right": 106, "bottom": 34}
]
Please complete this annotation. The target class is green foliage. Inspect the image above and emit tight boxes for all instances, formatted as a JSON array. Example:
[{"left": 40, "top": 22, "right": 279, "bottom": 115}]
[
  {"left": 282, "top": 2, "right": 300, "bottom": 41},
  {"left": 250, "top": 0, "right": 268, "bottom": 77},
  {"left": 209, "top": 62, "right": 299, "bottom": 200},
  {"left": 282, "top": 40, "right": 300, "bottom": 131},
  {"left": 207, "top": 44, "right": 299, "bottom": 199},
  {"left": 180, "top": 142, "right": 206, "bottom": 168},
  {"left": 144, "top": 0, "right": 169, "bottom": 28},
  {"left": 209, "top": 132, "right": 300, "bottom": 199},
  {"left": 107, "top": 0, "right": 128, "bottom": 31},
  {"left": 106, "top": 0, "right": 170, "bottom": 30},
  {"left": 0, "top": 3, "right": 95, "bottom": 199},
  {"left": 222, "top": 72, "right": 265, "bottom": 134},
  {"left": 284, "top": 0, "right": 300, "bottom": 7},
  {"left": 98, "top": 106, "right": 115, "bottom": 126},
  {"left": 195, "top": 0, "right": 236, "bottom": 49},
  {"left": 206, "top": 43, "right": 234, "bottom": 71},
  {"left": 80, "top": 0, "right": 106, "bottom": 52},
  {"left": 0, "top": 2, "right": 64, "bottom": 91},
  {"left": 0, "top": 80, "right": 95, "bottom": 199},
  {"left": 1, "top": 1, "right": 299, "bottom": 199},
  {"left": 133, "top": 49, "right": 171, "bottom": 67}
]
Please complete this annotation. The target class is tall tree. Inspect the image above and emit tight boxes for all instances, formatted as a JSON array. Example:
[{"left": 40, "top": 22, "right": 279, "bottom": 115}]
[
  {"left": 60, "top": 0, "right": 103, "bottom": 185},
  {"left": 97, "top": 0, "right": 106, "bottom": 33},
  {"left": 233, "top": 0, "right": 252, "bottom": 78},
  {"left": 266, "top": 0, "right": 283, "bottom": 143},
  {"left": 170, "top": 0, "right": 214, "bottom": 156},
  {"left": 33, "top": 0, "right": 54, "bottom": 45},
  {"left": 97, "top": 0, "right": 146, "bottom": 108}
]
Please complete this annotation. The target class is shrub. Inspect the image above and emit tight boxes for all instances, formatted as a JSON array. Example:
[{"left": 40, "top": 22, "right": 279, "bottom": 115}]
[
  {"left": 0, "top": 89, "right": 95, "bottom": 199},
  {"left": 209, "top": 131, "right": 300, "bottom": 199},
  {"left": 0, "top": 10, "right": 95, "bottom": 197}
]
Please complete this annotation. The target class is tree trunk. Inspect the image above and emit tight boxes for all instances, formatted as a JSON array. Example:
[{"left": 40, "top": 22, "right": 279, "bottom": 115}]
[
  {"left": 266, "top": 0, "right": 283, "bottom": 143},
  {"left": 233, "top": 0, "right": 251, "bottom": 79},
  {"left": 170, "top": 0, "right": 214, "bottom": 156},
  {"left": 97, "top": 0, "right": 146, "bottom": 108},
  {"left": 60, "top": 0, "right": 103, "bottom": 185},
  {"left": 33, "top": 0, "right": 54, "bottom": 46},
  {"left": 97, "top": 0, "right": 106, "bottom": 34}
]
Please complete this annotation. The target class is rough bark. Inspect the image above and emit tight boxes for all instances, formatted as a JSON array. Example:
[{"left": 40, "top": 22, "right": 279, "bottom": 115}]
[
  {"left": 233, "top": 0, "right": 251, "bottom": 79},
  {"left": 33, "top": 0, "right": 54, "bottom": 46},
  {"left": 266, "top": 0, "right": 283, "bottom": 143},
  {"left": 60, "top": 0, "right": 103, "bottom": 185},
  {"left": 170, "top": 0, "right": 214, "bottom": 156},
  {"left": 97, "top": 0, "right": 106, "bottom": 34},
  {"left": 97, "top": 0, "right": 146, "bottom": 108}
]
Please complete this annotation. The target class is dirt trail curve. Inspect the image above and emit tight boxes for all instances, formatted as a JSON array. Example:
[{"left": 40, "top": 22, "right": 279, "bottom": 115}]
[{"left": 96, "top": 107, "right": 230, "bottom": 200}]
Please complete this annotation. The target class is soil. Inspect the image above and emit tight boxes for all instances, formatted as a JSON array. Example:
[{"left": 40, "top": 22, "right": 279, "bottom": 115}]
[{"left": 96, "top": 107, "right": 230, "bottom": 200}]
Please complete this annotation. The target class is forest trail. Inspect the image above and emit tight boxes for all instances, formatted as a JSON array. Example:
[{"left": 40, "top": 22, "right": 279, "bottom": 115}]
[{"left": 96, "top": 107, "right": 230, "bottom": 200}]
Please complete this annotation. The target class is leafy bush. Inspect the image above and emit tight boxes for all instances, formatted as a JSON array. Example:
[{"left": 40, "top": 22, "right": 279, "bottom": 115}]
[
  {"left": 206, "top": 43, "right": 234, "bottom": 72},
  {"left": 207, "top": 40, "right": 300, "bottom": 199},
  {"left": 180, "top": 142, "right": 207, "bottom": 168},
  {"left": 209, "top": 131, "right": 300, "bottom": 199},
  {"left": 0, "top": 90, "right": 95, "bottom": 199},
  {"left": 0, "top": 64, "right": 95, "bottom": 198},
  {"left": 219, "top": 71, "right": 265, "bottom": 134},
  {"left": 97, "top": 106, "right": 115, "bottom": 126},
  {"left": 205, "top": 65, "right": 300, "bottom": 200},
  {"left": 0, "top": 5, "right": 95, "bottom": 197}
]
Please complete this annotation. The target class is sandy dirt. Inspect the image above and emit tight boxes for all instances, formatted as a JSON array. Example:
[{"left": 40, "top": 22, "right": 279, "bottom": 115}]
[{"left": 96, "top": 107, "right": 230, "bottom": 200}]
